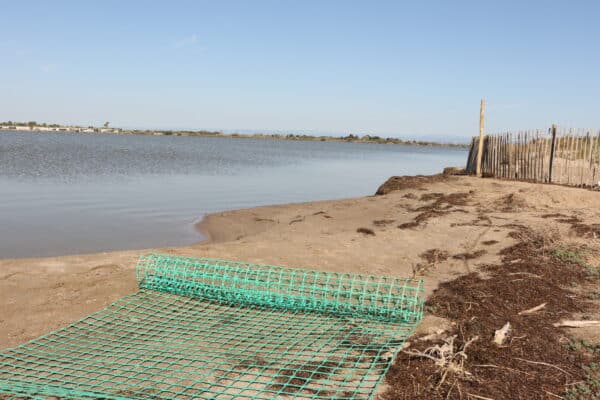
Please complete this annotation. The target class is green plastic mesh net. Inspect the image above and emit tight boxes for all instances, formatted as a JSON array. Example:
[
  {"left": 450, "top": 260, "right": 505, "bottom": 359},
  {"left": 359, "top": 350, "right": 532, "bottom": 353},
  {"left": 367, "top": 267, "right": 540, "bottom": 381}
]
[{"left": 0, "top": 254, "right": 424, "bottom": 399}]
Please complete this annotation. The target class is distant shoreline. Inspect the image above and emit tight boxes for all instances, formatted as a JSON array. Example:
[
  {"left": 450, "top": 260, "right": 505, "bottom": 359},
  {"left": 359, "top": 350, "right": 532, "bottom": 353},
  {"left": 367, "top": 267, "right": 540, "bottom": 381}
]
[{"left": 0, "top": 122, "right": 468, "bottom": 148}]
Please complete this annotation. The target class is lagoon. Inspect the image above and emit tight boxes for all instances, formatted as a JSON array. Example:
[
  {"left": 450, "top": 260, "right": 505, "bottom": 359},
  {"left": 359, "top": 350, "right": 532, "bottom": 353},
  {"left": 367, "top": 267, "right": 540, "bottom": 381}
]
[{"left": 0, "top": 131, "right": 466, "bottom": 258}]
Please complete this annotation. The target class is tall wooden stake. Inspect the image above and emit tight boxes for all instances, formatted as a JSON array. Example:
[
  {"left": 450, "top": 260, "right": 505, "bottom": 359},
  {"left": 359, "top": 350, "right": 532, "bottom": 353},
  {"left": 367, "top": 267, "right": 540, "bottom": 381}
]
[
  {"left": 476, "top": 99, "right": 486, "bottom": 177},
  {"left": 548, "top": 124, "right": 557, "bottom": 183}
]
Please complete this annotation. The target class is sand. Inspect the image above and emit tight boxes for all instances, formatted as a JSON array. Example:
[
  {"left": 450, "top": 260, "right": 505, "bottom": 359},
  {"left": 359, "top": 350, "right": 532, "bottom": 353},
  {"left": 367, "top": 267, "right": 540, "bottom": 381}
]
[{"left": 1, "top": 175, "right": 599, "bottom": 349}]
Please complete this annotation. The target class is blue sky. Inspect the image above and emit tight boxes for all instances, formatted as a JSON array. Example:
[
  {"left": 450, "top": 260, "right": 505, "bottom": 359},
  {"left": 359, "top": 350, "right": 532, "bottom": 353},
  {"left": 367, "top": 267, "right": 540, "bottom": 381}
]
[{"left": 1, "top": 1, "right": 599, "bottom": 140}]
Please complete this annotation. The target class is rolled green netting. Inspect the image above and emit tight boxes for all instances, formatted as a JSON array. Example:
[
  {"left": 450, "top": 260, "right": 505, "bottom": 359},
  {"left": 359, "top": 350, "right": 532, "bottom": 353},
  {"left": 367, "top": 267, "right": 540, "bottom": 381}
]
[{"left": 0, "top": 255, "right": 424, "bottom": 400}]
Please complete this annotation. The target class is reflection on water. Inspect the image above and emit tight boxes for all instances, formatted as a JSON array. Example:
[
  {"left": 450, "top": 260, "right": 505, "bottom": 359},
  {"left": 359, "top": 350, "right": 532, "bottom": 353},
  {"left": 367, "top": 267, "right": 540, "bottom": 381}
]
[{"left": 0, "top": 131, "right": 466, "bottom": 258}]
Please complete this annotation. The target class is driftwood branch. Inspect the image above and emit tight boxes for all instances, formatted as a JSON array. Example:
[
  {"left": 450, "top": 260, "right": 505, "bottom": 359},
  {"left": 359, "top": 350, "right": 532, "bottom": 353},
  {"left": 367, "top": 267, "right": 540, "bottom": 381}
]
[
  {"left": 553, "top": 320, "right": 600, "bottom": 328},
  {"left": 518, "top": 302, "right": 546, "bottom": 315}
]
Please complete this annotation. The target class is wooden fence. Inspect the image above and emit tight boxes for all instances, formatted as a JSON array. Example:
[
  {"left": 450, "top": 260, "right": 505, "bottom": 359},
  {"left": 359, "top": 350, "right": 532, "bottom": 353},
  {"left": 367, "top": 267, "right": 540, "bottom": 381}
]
[{"left": 466, "top": 126, "right": 600, "bottom": 187}]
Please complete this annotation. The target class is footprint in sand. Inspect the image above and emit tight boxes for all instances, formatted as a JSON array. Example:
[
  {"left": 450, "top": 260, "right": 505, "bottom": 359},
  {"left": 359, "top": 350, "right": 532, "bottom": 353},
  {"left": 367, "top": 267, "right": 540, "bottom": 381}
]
[{"left": 87, "top": 264, "right": 121, "bottom": 276}]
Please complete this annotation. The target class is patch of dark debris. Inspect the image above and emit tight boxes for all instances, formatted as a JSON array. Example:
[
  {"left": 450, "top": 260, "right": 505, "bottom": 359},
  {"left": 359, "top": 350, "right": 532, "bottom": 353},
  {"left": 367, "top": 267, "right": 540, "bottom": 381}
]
[
  {"left": 442, "top": 167, "right": 468, "bottom": 176},
  {"left": 313, "top": 211, "right": 333, "bottom": 218},
  {"left": 289, "top": 216, "right": 305, "bottom": 225},
  {"left": 398, "top": 192, "right": 472, "bottom": 230},
  {"left": 373, "top": 219, "right": 396, "bottom": 227},
  {"left": 416, "top": 192, "right": 472, "bottom": 209},
  {"left": 541, "top": 213, "right": 569, "bottom": 219},
  {"left": 495, "top": 193, "right": 529, "bottom": 212},
  {"left": 312, "top": 211, "right": 332, "bottom": 219},
  {"left": 450, "top": 214, "right": 492, "bottom": 228},
  {"left": 481, "top": 240, "right": 499, "bottom": 246},
  {"left": 254, "top": 217, "right": 276, "bottom": 222},
  {"left": 397, "top": 221, "right": 420, "bottom": 230},
  {"left": 541, "top": 213, "right": 600, "bottom": 239},
  {"left": 420, "top": 192, "right": 444, "bottom": 202},
  {"left": 376, "top": 174, "right": 454, "bottom": 195},
  {"left": 269, "top": 360, "right": 342, "bottom": 396},
  {"left": 452, "top": 249, "right": 487, "bottom": 261},
  {"left": 383, "top": 228, "right": 600, "bottom": 400},
  {"left": 420, "top": 249, "right": 450, "bottom": 264},
  {"left": 357, "top": 227, "right": 375, "bottom": 236},
  {"left": 413, "top": 249, "right": 451, "bottom": 276}
]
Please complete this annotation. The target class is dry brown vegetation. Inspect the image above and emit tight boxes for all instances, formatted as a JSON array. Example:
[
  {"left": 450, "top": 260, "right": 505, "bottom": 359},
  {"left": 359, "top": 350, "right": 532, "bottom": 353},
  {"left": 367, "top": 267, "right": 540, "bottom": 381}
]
[
  {"left": 397, "top": 191, "right": 471, "bottom": 230},
  {"left": 383, "top": 227, "right": 600, "bottom": 400}
]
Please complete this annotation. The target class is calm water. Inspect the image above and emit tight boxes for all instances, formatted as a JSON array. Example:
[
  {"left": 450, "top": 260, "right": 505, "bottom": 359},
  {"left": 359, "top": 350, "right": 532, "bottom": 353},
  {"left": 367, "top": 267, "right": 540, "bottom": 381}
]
[{"left": 0, "top": 131, "right": 466, "bottom": 258}]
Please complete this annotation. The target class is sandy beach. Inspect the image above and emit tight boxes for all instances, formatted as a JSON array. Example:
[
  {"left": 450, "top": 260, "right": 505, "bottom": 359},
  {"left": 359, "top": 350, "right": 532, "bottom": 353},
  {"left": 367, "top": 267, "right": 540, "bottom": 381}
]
[{"left": 2, "top": 173, "right": 599, "bottom": 398}]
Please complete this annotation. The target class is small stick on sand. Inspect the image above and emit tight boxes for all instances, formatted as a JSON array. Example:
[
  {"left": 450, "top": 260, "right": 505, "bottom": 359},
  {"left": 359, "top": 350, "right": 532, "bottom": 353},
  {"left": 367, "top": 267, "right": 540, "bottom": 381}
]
[
  {"left": 518, "top": 302, "right": 546, "bottom": 315},
  {"left": 544, "top": 391, "right": 564, "bottom": 399},
  {"left": 514, "top": 357, "right": 572, "bottom": 376},
  {"left": 553, "top": 320, "right": 600, "bottom": 328},
  {"left": 467, "top": 394, "right": 495, "bottom": 400}
]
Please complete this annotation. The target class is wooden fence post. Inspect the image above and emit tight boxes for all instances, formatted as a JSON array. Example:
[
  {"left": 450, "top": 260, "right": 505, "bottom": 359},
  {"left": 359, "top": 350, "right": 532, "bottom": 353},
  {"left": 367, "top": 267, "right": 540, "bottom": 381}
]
[
  {"left": 548, "top": 124, "right": 557, "bottom": 183},
  {"left": 476, "top": 99, "right": 486, "bottom": 177}
]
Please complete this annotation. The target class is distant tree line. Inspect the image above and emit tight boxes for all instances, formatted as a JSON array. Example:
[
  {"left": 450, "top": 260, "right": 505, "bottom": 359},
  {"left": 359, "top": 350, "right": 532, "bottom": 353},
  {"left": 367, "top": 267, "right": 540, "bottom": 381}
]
[
  {"left": 0, "top": 120, "right": 467, "bottom": 147},
  {"left": 1, "top": 121, "right": 61, "bottom": 127}
]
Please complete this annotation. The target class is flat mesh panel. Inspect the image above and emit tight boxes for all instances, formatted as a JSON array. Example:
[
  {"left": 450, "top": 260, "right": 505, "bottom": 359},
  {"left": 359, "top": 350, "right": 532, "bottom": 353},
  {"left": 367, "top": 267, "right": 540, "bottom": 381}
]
[{"left": 0, "top": 255, "right": 424, "bottom": 399}]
